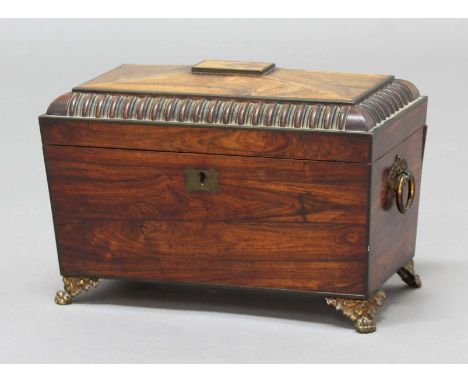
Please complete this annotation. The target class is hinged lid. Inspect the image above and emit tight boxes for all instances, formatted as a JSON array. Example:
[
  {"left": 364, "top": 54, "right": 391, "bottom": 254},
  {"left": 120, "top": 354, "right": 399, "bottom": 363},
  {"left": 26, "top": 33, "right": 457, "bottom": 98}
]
[
  {"left": 45, "top": 60, "right": 421, "bottom": 132},
  {"left": 74, "top": 60, "right": 394, "bottom": 104}
]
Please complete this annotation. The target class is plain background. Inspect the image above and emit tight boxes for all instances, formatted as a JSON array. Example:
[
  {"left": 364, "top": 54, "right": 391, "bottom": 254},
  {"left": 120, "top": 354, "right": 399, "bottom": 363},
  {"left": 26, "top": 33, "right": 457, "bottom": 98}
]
[{"left": 0, "top": 19, "right": 467, "bottom": 363}]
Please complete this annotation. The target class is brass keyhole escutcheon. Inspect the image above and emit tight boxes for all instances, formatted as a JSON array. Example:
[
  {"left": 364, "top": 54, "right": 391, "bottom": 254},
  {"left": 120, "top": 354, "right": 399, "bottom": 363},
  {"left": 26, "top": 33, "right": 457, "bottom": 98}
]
[
  {"left": 184, "top": 168, "right": 220, "bottom": 193},
  {"left": 387, "top": 156, "right": 415, "bottom": 214}
]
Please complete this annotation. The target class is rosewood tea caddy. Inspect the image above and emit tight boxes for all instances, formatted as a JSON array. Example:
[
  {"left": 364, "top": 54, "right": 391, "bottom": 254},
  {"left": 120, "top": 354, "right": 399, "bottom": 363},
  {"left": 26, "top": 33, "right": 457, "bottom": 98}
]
[{"left": 40, "top": 60, "right": 428, "bottom": 333}]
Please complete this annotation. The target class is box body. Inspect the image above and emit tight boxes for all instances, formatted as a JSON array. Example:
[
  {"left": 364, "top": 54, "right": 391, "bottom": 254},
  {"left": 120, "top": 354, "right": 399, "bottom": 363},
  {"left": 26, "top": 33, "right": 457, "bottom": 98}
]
[{"left": 40, "top": 61, "right": 428, "bottom": 299}]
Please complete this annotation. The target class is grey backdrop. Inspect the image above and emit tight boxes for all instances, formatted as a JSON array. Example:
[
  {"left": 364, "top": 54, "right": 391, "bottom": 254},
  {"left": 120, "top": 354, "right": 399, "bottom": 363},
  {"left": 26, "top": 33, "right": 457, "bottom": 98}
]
[{"left": 1, "top": 19, "right": 467, "bottom": 363}]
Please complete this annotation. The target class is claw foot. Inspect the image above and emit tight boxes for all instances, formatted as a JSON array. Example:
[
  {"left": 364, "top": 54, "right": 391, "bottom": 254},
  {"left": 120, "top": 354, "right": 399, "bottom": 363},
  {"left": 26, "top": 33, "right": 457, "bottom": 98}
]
[
  {"left": 55, "top": 276, "right": 100, "bottom": 305},
  {"left": 326, "top": 291, "right": 386, "bottom": 334},
  {"left": 397, "top": 259, "right": 422, "bottom": 288}
]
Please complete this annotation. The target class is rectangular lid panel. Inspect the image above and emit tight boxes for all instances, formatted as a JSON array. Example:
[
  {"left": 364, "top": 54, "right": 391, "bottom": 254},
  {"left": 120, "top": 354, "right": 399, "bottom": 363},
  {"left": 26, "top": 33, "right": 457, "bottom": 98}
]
[{"left": 74, "top": 63, "right": 394, "bottom": 104}]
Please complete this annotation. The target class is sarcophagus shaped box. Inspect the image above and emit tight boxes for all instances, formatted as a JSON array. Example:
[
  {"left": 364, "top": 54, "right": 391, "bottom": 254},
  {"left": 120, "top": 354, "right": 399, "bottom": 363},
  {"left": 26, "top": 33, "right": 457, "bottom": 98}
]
[{"left": 40, "top": 60, "right": 428, "bottom": 333}]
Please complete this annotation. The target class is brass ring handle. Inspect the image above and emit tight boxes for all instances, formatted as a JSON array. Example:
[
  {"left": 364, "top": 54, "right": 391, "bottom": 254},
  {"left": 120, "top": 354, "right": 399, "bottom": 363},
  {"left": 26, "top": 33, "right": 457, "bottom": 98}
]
[
  {"left": 395, "top": 171, "right": 415, "bottom": 214},
  {"left": 388, "top": 156, "right": 416, "bottom": 215}
]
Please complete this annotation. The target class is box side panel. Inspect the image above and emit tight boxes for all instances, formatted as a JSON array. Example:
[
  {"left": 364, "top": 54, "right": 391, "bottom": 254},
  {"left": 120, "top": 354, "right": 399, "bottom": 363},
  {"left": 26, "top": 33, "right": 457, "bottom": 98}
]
[
  {"left": 39, "top": 117, "right": 371, "bottom": 163},
  {"left": 44, "top": 145, "right": 369, "bottom": 295},
  {"left": 368, "top": 128, "right": 425, "bottom": 295}
]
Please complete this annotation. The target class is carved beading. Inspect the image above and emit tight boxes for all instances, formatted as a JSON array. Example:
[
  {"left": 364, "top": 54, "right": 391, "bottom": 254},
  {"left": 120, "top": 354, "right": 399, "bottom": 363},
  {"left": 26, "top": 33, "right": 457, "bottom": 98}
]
[{"left": 63, "top": 80, "right": 418, "bottom": 131}]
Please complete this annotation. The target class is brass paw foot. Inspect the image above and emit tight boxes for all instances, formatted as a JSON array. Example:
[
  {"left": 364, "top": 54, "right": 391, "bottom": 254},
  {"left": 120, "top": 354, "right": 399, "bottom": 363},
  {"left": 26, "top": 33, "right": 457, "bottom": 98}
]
[
  {"left": 55, "top": 276, "right": 101, "bottom": 305},
  {"left": 326, "top": 291, "right": 386, "bottom": 334},
  {"left": 397, "top": 259, "right": 422, "bottom": 288}
]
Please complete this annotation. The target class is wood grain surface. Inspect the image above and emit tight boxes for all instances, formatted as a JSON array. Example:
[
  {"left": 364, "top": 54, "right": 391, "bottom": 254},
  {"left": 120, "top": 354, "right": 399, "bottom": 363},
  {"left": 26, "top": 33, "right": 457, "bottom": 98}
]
[
  {"left": 44, "top": 145, "right": 370, "bottom": 295},
  {"left": 74, "top": 64, "right": 393, "bottom": 104},
  {"left": 40, "top": 117, "right": 372, "bottom": 163}
]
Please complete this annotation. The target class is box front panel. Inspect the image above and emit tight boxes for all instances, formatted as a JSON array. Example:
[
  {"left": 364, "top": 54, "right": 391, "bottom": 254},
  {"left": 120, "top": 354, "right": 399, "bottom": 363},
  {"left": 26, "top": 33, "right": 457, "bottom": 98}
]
[{"left": 44, "top": 145, "right": 369, "bottom": 295}]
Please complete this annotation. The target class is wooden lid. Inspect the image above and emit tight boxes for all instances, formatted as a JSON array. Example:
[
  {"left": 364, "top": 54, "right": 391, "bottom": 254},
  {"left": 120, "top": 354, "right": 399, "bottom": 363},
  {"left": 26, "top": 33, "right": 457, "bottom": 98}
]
[
  {"left": 46, "top": 60, "right": 421, "bottom": 132},
  {"left": 74, "top": 61, "right": 394, "bottom": 104}
]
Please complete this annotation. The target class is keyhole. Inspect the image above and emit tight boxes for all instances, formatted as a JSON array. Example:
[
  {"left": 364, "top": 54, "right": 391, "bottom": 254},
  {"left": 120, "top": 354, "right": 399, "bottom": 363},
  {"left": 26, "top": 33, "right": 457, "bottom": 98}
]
[{"left": 199, "top": 171, "right": 206, "bottom": 185}]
